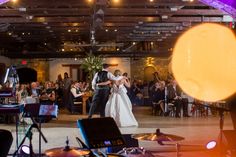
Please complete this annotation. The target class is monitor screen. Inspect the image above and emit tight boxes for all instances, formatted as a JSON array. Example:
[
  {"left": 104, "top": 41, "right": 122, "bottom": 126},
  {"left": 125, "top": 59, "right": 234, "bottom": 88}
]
[
  {"left": 39, "top": 105, "right": 58, "bottom": 118},
  {"left": 77, "top": 117, "right": 125, "bottom": 149}
]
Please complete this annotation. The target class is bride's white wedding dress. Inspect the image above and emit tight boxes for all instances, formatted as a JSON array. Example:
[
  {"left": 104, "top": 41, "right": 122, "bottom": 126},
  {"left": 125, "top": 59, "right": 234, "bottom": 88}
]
[{"left": 105, "top": 78, "right": 138, "bottom": 127}]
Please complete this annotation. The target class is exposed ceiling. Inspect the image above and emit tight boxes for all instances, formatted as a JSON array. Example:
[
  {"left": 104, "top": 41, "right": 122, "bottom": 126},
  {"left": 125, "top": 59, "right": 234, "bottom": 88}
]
[{"left": 0, "top": 0, "right": 233, "bottom": 59}]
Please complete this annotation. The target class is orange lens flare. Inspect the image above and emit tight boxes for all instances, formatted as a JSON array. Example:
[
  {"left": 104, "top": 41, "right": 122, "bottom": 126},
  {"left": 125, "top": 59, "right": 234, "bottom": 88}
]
[{"left": 172, "top": 23, "right": 236, "bottom": 102}]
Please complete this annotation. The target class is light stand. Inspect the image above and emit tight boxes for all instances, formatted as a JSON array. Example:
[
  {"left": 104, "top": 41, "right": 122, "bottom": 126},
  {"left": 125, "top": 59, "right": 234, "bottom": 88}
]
[
  {"left": 202, "top": 104, "right": 229, "bottom": 157},
  {"left": 218, "top": 108, "right": 227, "bottom": 157},
  {"left": 4, "top": 65, "right": 19, "bottom": 103}
]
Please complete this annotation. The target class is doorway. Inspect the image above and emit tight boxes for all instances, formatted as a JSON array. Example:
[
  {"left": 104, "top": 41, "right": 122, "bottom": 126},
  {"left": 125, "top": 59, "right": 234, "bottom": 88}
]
[{"left": 17, "top": 68, "right": 37, "bottom": 83}]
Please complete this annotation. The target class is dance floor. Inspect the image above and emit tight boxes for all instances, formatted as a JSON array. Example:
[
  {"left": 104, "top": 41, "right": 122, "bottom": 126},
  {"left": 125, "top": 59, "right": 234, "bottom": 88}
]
[{"left": 1, "top": 106, "right": 234, "bottom": 157}]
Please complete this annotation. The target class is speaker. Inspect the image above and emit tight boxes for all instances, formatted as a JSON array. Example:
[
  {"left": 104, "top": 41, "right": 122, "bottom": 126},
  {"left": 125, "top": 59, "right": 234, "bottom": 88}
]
[
  {"left": 221, "top": 130, "right": 236, "bottom": 150},
  {"left": 77, "top": 117, "right": 125, "bottom": 149},
  {"left": 0, "top": 129, "right": 13, "bottom": 157}
]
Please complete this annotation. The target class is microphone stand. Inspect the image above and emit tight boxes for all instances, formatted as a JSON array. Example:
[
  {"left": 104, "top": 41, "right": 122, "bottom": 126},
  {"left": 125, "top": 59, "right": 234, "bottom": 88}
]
[
  {"left": 12, "top": 123, "right": 39, "bottom": 157},
  {"left": 13, "top": 112, "right": 48, "bottom": 157}
]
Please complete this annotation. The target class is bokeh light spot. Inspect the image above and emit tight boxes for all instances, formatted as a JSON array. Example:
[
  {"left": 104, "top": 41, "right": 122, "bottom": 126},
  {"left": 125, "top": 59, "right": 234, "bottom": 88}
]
[{"left": 172, "top": 23, "right": 236, "bottom": 102}]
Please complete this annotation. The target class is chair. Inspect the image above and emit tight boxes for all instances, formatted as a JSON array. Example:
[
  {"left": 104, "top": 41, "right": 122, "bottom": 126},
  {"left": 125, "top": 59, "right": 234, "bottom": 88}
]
[
  {"left": 72, "top": 100, "right": 83, "bottom": 114},
  {"left": 167, "top": 103, "right": 176, "bottom": 117},
  {"left": 191, "top": 101, "right": 208, "bottom": 117},
  {"left": 0, "top": 129, "right": 13, "bottom": 157},
  {"left": 152, "top": 102, "right": 164, "bottom": 116},
  {"left": 152, "top": 102, "right": 159, "bottom": 115},
  {"left": 69, "top": 93, "right": 82, "bottom": 114}
]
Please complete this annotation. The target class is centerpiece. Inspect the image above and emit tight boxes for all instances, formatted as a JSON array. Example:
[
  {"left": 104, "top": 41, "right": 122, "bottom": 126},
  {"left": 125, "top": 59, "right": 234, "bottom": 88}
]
[{"left": 81, "top": 53, "right": 103, "bottom": 81}]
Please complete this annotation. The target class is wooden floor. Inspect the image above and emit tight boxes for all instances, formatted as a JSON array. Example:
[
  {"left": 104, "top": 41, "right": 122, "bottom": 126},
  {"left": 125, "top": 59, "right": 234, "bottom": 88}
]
[{"left": 1, "top": 106, "right": 234, "bottom": 157}]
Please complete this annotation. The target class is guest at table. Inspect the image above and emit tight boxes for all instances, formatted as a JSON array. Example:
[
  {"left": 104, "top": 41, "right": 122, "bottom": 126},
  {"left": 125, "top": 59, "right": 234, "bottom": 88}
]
[
  {"left": 29, "top": 82, "right": 40, "bottom": 98},
  {"left": 166, "top": 79, "right": 189, "bottom": 118},
  {"left": 68, "top": 81, "right": 85, "bottom": 113},
  {"left": 150, "top": 81, "right": 165, "bottom": 115},
  {"left": 40, "top": 81, "right": 55, "bottom": 105},
  {"left": 70, "top": 82, "right": 85, "bottom": 99},
  {"left": 16, "top": 84, "right": 28, "bottom": 103}
]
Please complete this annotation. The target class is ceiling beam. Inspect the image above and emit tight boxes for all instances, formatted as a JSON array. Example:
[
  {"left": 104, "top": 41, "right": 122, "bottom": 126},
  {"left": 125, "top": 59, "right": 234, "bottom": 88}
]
[{"left": 0, "top": 8, "right": 225, "bottom": 16}]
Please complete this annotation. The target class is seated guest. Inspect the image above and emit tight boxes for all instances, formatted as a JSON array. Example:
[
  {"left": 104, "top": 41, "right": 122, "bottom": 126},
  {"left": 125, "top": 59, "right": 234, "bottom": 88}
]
[
  {"left": 16, "top": 84, "right": 28, "bottom": 103},
  {"left": 148, "top": 72, "right": 161, "bottom": 97},
  {"left": 81, "top": 81, "right": 90, "bottom": 92},
  {"left": 130, "top": 80, "right": 143, "bottom": 105},
  {"left": 71, "top": 82, "right": 85, "bottom": 98},
  {"left": 38, "top": 81, "right": 55, "bottom": 122},
  {"left": 68, "top": 81, "right": 85, "bottom": 112},
  {"left": 29, "top": 82, "right": 40, "bottom": 98},
  {"left": 40, "top": 81, "right": 55, "bottom": 105},
  {"left": 150, "top": 81, "right": 165, "bottom": 115},
  {"left": 166, "top": 79, "right": 189, "bottom": 118}
]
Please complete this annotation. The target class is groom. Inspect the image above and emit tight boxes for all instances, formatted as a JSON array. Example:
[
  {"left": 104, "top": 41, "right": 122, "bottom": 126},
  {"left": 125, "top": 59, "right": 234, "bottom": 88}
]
[{"left": 88, "top": 64, "right": 116, "bottom": 118}]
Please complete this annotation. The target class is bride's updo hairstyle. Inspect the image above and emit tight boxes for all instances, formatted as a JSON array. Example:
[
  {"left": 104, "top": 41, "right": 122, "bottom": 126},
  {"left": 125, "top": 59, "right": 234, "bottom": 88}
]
[{"left": 114, "top": 70, "right": 121, "bottom": 77}]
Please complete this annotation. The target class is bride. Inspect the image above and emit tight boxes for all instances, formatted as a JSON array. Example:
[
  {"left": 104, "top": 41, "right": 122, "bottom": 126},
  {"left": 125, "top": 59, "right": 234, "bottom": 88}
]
[{"left": 100, "top": 70, "right": 138, "bottom": 127}]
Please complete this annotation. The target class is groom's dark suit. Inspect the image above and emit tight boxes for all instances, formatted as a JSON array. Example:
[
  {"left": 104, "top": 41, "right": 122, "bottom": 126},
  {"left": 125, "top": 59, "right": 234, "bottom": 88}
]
[{"left": 88, "top": 70, "right": 112, "bottom": 118}]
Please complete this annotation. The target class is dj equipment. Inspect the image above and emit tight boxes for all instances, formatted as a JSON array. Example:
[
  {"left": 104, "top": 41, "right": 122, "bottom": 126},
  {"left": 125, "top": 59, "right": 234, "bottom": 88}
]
[
  {"left": 108, "top": 134, "right": 139, "bottom": 153},
  {"left": 0, "top": 104, "right": 24, "bottom": 148},
  {"left": 77, "top": 117, "right": 125, "bottom": 149},
  {"left": 0, "top": 103, "right": 24, "bottom": 114},
  {"left": 0, "top": 89, "right": 13, "bottom": 97}
]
